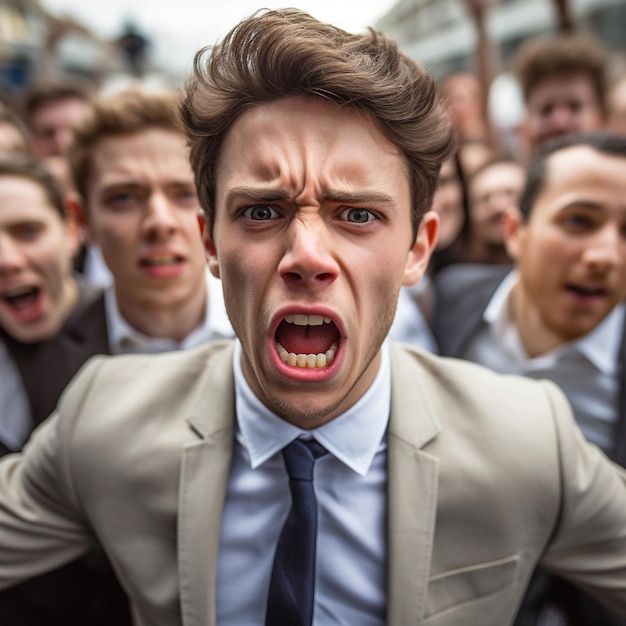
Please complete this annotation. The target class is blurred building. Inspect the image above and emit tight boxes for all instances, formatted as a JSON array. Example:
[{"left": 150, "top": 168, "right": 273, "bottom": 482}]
[
  {"left": 375, "top": 0, "right": 626, "bottom": 79},
  {"left": 0, "top": 0, "right": 115, "bottom": 98},
  {"left": 0, "top": 0, "right": 173, "bottom": 102}
]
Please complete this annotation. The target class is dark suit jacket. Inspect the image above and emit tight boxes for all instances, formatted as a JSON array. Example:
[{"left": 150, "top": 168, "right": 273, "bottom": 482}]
[
  {"left": 433, "top": 263, "right": 626, "bottom": 626},
  {"left": 0, "top": 281, "right": 109, "bottom": 439},
  {"left": 0, "top": 283, "right": 131, "bottom": 626}
]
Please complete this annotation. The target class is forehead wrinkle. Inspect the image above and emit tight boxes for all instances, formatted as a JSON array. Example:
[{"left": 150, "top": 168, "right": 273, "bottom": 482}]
[
  {"left": 293, "top": 147, "right": 391, "bottom": 207},
  {"left": 238, "top": 140, "right": 302, "bottom": 197},
  {"left": 222, "top": 97, "right": 409, "bottom": 210},
  {"left": 266, "top": 111, "right": 381, "bottom": 204}
]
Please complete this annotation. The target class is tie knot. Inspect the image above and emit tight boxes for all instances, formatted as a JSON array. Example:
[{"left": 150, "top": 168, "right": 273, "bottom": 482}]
[{"left": 281, "top": 438, "right": 327, "bottom": 482}]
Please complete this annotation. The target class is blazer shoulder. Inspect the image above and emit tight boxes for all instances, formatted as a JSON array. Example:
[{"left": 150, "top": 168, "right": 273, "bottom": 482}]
[
  {"left": 69, "top": 339, "right": 235, "bottom": 388},
  {"left": 54, "top": 340, "right": 236, "bottom": 439},
  {"left": 389, "top": 343, "right": 573, "bottom": 443},
  {"left": 392, "top": 343, "right": 565, "bottom": 397}
]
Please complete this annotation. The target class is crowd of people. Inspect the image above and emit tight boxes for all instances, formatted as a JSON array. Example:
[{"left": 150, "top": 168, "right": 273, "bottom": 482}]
[{"left": 0, "top": 6, "right": 625, "bottom": 626}]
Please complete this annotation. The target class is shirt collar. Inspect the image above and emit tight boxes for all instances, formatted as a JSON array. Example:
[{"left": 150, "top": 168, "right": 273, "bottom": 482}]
[
  {"left": 105, "top": 269, "right": 233, "bottom": 354},
  {"left": 578, "top": 304, "right": 625, "bottom": 374},
  {"left": 483, "top": 269, "right": 624, "bottom": 375},
  {"left": 234, "top": 340, "right": 391, "bottom": 476},
  {"left": 206, "top": 271, "right": 234, "bottom": 338}
]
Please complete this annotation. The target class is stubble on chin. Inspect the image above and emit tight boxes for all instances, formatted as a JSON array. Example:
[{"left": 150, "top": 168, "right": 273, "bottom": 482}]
[{"left": 268, "top": 395, "right": 347, "bottom": 429}]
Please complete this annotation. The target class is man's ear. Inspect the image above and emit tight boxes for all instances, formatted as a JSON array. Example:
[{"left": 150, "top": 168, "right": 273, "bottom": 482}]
[
  {"left": 402, "top": 210, "right": 439, "bottom": 286},
  {"left": 202, "top": 216, "right": 220, "bottom": 279},
  {"left": 502, "top": 207, "right": 523, "bottom": 262},
  {"left": 63, "top": 199, "right": 83, "bottom": 260},
  {"left": 68, "top": 193, "right": 94, "bottom": 244}
]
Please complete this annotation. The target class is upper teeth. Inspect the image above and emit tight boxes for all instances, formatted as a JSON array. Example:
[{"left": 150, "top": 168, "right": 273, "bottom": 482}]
[
  {"left": 4, "top": 286, "right": 36, "bottom": 298},
  {"left": 145, "top": 256, "right": 177, "bottom": 266},
  {"left": 284, "top": 314, "right": 332, "bottom": 326}
]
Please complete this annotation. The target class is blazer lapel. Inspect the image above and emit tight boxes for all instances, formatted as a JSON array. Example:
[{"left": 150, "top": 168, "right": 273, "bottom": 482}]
[
  {"left": 387, "top": 344, "right": 441, "bottom": 625},
  {"left": 612, "top": 313, "right": 626, "bottom": 465},
  {"left": 435, "top": 266, "right": 510, "bottom": 357},
  {"left": 178, "top": 342, "right": 445, "bottom": 625},
  {"left": 178, "top": 343, "right": 236, "bottom": 626}
]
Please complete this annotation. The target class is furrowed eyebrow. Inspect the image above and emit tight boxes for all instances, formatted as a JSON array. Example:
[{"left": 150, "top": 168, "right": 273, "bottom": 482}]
[
  {"left": 560, "top": 200, "right": 605, "bottom": 212},
  {"left": 8, "top": 219, "right": 44, "bottom": 229},
  {"left": 319, "top": 190, "right": 395, "bottom": 207},
  {"left": 100, "top": 182, "right": 145, "bottom": 193},
  {"left": 224, "top": 187, "right": 395, "bottom": 207},
  {"left": 102, "top": 180, "right": 194, "bottom": 190},
  {"left": 224, "top": 187, "right": 292, "bottom": 205}
]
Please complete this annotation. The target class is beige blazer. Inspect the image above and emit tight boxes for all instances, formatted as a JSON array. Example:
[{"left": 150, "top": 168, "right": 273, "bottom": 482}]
[{"left": 0, "top": 341, "right": 625, "bottom": 625}]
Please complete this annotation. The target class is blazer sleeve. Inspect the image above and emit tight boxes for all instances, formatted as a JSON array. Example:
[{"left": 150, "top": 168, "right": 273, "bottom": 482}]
[
  {"left": 0, "top": 357, "right": 106, "bottom": 589},
  {"left": 539, "top": 380, "right": 626, "bottom": 615}
]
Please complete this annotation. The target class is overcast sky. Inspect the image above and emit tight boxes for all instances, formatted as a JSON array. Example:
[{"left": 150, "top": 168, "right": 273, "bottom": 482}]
[{"left": 40, "top": 0, "right": 399, "bottom": 75}]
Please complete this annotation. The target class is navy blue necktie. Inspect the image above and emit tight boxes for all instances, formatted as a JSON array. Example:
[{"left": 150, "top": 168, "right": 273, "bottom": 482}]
[{"left": 265, "top": 438, "right": 327, "bottom": 626}]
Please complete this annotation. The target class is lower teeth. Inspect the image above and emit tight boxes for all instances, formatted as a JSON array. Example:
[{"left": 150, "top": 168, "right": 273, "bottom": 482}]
[{"left": 276, "top": 341, "right": 337, "bottom": 368}]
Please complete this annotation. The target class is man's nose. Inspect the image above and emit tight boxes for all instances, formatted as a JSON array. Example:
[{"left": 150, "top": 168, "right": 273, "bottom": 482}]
[
  {"left": 142, "top": 192, "right": 178, "bottom": 240},
  {"left": 548, "top": 105, "right": 578, "bottom": 132},
  {"left": 54, "top": 128, "right": 74, "bottom": 154},
  {"left": 488, "top": 191, "right": 514, "bottom": 213},
  {"left": 582, "top": 224, "right": 624, "bottom": 271},
  {"left": 0, "top": 234, "right": 25, "bottom": 275},
  {"left": 278, "top": 217, "right": 339, "bottom": 288}
]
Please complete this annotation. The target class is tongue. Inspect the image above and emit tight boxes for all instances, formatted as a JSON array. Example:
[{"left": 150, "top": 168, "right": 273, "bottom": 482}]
[
  {"left": 276, "top": 321, "right": 339, "bottom": 355},
  {"left": 6, "top": 292, "right": 39, "bottom": 311}
]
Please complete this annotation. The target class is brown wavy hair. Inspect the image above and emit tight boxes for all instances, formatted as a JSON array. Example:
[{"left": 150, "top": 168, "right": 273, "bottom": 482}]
[
  {"left": 513, "top": 34, "right": 608, "bottom": 112},
  {"left": 68, "top": 89, "right": 183, "bottom": 213},
  {"left": 0, "top": 155, "right": 66, "bottom": 218},
  {"left": 181, "top": 8, "right": 455, "bottom": 236}
]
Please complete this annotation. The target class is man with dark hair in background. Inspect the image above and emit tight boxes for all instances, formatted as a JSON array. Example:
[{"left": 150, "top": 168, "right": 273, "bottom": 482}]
[
  {"left": 434, "top": 132, "right": 626, "bottom": 625},
  {"left": 0, "top": 155, "right": 131, "bottom": 624},
  {"left": 513, "top": 34, "right": 608, "bottom": 154}
]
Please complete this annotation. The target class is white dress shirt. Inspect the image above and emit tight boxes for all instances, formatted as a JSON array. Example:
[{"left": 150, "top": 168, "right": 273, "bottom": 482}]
[
  {"left": 216, "top": 340, "right": 391, "bottom": 625},
  {"left": 105, "top": 270, "right": 233, "bottom": 354},
  {"left": 82, "top": 245, "right": 113, "bottom": 289},
  {"left": 389, "top": 279, "right": 437, "bottom": 353},
  {"left": 0, "top": 339, "right": 31, "bottom": 450},
  {"left": 463, "top": 270, "right": 624, "bottom": 452}
]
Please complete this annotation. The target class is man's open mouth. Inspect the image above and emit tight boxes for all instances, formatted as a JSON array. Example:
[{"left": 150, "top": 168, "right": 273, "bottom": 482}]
[
  {"left": 275, "top": 313, "right": 340, "bottom": 369},
  {"left": 2, "top": 285, "right": 41, "bottom": 311},
  {"left": 566, "top": 283, "right": 607, "bottom": 297},
  {"left": 139, "top": 254, "right": 184, "bottom": 267}
]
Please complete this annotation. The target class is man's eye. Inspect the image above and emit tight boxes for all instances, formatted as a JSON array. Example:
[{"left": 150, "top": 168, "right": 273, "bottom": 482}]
[
  {"left": 243, "top": 205, "right": 279, "bottom": 220},
  {"left": 563, "top": 214, "right": 593, "bottom": 230},
  {"left": 171, "top": 187, "right": 199, "bottom": 206},
  {"left": 338, "top": 207, "right": 377, "bottom": 224},
  {"left": 15, "top": 224, "right": 43, "bottom": 239},
  {"left": 184, "top": 191, "right": 198, "bottom": 201},
  {"left": 540, "top": 104, "right": 553, "bottom": 117},
  {"left": 104, "top": 192, "right": 141, "bottom": 210},
  {"left": 113, "top": 193, "right": 134, "bottom": 203}
]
